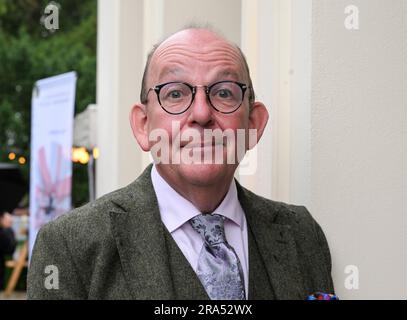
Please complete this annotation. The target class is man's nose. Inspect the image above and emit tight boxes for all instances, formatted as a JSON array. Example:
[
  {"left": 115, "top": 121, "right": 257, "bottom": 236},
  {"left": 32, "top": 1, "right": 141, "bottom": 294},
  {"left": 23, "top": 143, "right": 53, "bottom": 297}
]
[{"left": 188, "top": 87, "right": 214, "bottom": 127}]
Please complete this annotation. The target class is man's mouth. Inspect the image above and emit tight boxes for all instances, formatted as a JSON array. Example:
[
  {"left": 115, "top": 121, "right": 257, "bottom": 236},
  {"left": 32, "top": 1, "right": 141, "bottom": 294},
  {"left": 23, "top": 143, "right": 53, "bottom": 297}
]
[{"left": 180, "top": 140, "right": 225, "bottom": 149}]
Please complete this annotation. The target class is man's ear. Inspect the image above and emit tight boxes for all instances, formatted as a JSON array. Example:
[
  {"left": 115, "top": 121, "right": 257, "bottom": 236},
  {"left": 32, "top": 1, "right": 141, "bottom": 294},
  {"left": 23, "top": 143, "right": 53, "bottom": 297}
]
[
  {"left": 248, "top": 101, "right": 269, "bottom": 149},
  {"left": 129, "top": 103, "right": 150, "bottom": 151}
]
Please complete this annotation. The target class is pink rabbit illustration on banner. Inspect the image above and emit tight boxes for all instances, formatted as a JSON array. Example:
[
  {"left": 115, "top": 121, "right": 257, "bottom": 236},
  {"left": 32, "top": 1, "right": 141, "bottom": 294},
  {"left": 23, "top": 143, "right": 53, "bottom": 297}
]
[{"left": 34, "top": 143, "right": 72, "bottom": 229}]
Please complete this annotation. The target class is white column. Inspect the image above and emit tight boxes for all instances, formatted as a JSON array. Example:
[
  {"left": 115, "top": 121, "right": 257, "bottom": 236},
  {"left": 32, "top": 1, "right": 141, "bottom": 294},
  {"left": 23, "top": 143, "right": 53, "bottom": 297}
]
[
  {"left": 240, "top": 0, "right": 312, "bottom": 206},
  {"left": 240, "top": 0, "right": 289, "bottom": 201},
  {"left": 289, "top": 0, "right": 312, "bottom": 207},
  {"left": 140, "top": 0, "right": 165, "bottom": 169},
  {"left": 96, "top": 0, "right": 145, "bottom": 197},
  {"left": 162, "top": 0, "right": 241, "bottom": 44}
]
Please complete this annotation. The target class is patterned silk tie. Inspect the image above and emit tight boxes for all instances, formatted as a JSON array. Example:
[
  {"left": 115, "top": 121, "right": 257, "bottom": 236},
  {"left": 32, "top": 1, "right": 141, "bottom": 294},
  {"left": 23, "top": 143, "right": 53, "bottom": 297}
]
[{"left": 190, "top": 214, "right": 246, "bottom": 300}]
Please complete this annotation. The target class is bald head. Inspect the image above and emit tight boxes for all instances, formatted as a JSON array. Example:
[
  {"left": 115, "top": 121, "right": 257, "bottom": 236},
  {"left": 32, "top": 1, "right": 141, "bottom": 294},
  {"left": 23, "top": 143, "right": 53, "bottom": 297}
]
[{"left": 140, "top": 28, "right": 255, "bottom": 105}]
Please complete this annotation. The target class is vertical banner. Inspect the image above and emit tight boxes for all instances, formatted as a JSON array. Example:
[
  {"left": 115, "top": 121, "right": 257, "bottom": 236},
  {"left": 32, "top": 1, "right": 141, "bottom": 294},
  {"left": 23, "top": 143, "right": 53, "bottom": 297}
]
[{"left": 29, "top": 72, "right": 77, "bottom": 255}]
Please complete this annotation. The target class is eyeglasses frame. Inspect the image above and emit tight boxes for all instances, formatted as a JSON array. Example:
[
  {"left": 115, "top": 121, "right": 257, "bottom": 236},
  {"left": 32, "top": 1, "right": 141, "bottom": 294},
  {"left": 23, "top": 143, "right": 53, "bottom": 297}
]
[{"left": 146, "top": 80, "right": 250, "bottom": 115}]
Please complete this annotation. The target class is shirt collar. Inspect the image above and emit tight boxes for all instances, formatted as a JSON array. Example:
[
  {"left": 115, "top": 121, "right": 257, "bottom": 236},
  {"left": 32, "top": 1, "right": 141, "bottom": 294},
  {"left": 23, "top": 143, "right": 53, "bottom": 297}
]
[{"left": 151, "top": 165, "right": 244, "bottom": 232}]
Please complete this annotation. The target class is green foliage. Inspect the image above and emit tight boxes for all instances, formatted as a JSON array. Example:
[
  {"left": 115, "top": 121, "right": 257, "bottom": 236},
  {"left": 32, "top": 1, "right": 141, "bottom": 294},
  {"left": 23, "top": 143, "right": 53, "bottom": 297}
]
[{"left": 0, "top": 0, "right": 97, "bottom": 207}]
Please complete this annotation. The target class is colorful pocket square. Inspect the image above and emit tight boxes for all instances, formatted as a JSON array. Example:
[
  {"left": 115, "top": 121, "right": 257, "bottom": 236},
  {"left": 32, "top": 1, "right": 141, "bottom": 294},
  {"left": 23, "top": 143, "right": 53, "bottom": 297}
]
[{"left": 306, "top": 292, "right": 339, "bottom": 300}]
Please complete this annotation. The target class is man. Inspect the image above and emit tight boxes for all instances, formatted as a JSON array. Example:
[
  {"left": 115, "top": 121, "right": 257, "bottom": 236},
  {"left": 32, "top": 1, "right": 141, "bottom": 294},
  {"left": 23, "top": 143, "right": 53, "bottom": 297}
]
[
  {"left": 28, "top": 28, "right": 334, "bottom": 299},
  {"left": 0, "top": 211, "right": 16, "bottom": 290}
]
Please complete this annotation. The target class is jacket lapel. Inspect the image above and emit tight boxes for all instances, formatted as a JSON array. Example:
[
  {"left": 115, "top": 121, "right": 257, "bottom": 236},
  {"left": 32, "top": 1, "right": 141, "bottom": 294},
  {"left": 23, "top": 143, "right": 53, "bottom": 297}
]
[
  {"left": 236, "top": 182, "right": 305, "bottom": 300},
  {"left": 108, "top": 165, "right": 175, "bottom": 299},
  {"left": 163, "top": 229, "right": 210, "bottom": 300}
]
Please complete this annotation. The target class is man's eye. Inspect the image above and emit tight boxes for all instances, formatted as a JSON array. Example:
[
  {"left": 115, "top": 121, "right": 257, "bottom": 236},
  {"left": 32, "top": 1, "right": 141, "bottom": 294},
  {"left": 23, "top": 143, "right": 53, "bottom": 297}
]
[
  {"left": 216, "top": 89, "right": 233, "bottom": 99},
  {"left": 168, "top": 90, "right": 183, "bottom": 99}
]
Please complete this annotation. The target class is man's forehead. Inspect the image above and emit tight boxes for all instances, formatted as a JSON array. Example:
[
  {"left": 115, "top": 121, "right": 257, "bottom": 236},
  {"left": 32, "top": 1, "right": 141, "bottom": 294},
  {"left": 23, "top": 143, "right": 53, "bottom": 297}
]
[
  {"left": 156, "top": 65, "right": 243, "bottom": 84},
  {"left": 149, "top": 29, "right": 245, "bottom": 78}
]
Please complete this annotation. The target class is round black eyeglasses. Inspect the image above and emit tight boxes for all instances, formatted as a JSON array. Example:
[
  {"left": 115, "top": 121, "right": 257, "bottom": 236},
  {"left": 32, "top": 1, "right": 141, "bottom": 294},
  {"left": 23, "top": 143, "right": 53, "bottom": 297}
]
[{"left": 146, "top": 81, "right": 250, "bottom": 115}]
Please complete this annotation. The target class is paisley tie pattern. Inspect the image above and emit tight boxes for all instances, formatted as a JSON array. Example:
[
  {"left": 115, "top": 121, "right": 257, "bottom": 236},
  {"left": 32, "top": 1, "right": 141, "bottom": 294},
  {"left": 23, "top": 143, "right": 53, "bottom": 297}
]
[{"left": 190, "top": 213, "right": 246, "bottom": 300}]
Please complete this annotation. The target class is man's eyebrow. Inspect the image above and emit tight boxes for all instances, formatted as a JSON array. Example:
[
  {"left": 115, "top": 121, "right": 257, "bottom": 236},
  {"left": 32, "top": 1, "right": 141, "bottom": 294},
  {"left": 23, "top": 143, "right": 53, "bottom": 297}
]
[
  {"left": 157, "top": 66, "right": 184, "bottom": 80},
  {"left": 214, "top": 69, "right": 242, "bottom": 80}
]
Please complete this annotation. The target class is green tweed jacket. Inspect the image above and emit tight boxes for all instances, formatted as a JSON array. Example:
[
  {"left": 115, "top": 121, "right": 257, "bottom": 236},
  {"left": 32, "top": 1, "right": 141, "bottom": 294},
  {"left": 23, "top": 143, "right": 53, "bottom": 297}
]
[{"left": 27, "top": 165, "right": 334, "bottom": 299}]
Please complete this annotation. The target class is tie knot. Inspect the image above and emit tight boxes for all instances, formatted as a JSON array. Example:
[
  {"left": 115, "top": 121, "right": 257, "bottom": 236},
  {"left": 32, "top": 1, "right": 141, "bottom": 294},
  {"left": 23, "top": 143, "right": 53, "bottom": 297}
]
[{"left": 190, "top": 214, "right": 226, "bottom": 246}]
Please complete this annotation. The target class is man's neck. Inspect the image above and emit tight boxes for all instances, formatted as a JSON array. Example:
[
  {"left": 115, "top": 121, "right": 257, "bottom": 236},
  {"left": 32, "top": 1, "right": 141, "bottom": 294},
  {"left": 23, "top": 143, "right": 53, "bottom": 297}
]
[{"left": 155, "top": 166, "right": 233, "bottom": 214}]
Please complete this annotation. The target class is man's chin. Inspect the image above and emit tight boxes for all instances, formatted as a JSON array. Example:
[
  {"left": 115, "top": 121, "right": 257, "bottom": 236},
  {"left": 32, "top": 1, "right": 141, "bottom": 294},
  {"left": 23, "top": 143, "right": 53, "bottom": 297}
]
[{"left": 174, "top": 162, "right": 235, "bottom": 187}]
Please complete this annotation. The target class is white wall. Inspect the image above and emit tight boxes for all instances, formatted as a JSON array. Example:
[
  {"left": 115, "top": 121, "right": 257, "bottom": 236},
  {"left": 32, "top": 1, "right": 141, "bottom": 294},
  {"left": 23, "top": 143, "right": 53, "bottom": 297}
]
[
  {"left": 311, "top": 0, "right": 407, "bottom": 299},
  {"left": 240, "top": 0, "right": 407, "bottom": 299}
]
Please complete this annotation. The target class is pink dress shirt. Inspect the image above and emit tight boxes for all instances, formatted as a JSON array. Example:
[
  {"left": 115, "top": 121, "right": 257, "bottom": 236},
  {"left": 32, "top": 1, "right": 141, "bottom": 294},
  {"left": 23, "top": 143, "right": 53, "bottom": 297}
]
[{"left": 151, "top": 165, "right": 249, "bottom": 298}]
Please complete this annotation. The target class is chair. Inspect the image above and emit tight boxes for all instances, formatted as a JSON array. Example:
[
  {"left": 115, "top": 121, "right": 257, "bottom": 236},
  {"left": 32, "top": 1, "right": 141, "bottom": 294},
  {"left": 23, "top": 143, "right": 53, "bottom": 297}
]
[{"left": 4, "top": 241, "right": 28, "bottom": 297}]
